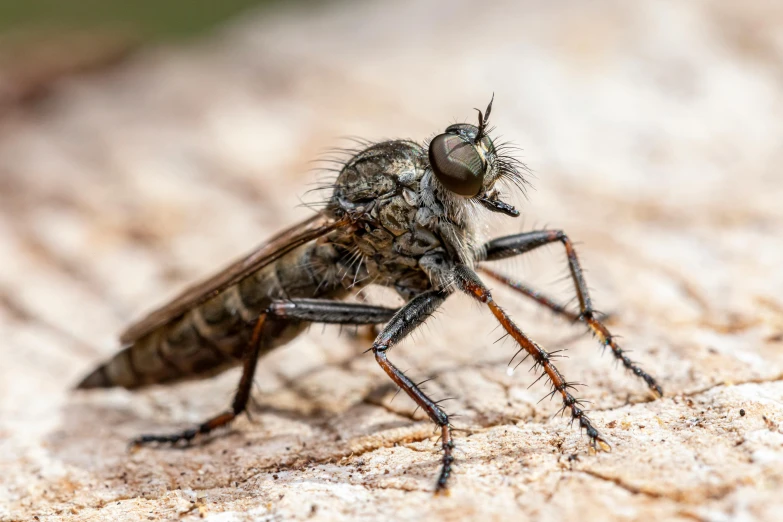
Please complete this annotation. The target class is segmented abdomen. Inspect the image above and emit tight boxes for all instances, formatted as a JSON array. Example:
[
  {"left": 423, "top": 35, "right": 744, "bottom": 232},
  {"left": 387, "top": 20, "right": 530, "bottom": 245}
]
[{"left": 78, "top": 241, "right": 345, "bottom": 389}]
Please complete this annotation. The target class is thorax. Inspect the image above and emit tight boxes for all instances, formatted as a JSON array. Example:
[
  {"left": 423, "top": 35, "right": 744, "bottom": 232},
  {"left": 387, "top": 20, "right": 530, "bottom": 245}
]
[{"left": 325, "top": 140, "right": 477, "bottom": 299}]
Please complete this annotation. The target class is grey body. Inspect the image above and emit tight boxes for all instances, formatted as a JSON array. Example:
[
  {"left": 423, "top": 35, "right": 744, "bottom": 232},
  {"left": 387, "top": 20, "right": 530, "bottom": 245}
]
[{"left": 79, "top": 140, "right": 476, "bottom": 389}]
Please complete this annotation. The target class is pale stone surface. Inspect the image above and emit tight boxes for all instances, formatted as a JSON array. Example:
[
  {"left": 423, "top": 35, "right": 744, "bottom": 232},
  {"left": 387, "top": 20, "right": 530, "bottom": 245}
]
[{"left": 2, "top": 1, "right": 783, "bottom": 521}]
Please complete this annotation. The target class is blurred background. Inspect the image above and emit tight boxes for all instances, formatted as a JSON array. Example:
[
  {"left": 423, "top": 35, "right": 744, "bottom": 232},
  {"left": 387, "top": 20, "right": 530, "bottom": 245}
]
[{"left": 1, "top": 1, "right": 783, "bottom": 521}]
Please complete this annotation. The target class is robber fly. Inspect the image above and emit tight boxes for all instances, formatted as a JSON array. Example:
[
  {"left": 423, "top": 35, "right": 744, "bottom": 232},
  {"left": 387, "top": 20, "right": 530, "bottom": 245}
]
[{"left": 78, "top": 97, "right": 662, "bottom": 492}]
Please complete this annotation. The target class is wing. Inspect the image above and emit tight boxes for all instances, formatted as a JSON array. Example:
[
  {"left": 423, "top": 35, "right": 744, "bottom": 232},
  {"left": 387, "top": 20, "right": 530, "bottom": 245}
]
[{"left": 120, "top": 212, "right": 349, "bottom": 344}]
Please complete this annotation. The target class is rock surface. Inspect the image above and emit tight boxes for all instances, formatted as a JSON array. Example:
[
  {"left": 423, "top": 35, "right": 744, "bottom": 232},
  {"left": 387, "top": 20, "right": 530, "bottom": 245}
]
[{"left": 2, "top": 0, "right": 783, "bottom": 520}]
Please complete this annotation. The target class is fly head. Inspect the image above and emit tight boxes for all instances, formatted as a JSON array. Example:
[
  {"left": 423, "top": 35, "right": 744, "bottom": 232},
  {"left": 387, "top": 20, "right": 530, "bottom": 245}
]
[{"left": 428, "top": 95, "right": 525, "bottom": 218}]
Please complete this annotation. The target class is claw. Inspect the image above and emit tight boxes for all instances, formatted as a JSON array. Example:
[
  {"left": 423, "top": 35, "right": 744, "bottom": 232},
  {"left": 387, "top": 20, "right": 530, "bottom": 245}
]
[
  {"left": 596, "top": 437, "right": 612, "bottom": 453},
  {"left": 434, "top": 485, "right": 451, "bottom": 497}
]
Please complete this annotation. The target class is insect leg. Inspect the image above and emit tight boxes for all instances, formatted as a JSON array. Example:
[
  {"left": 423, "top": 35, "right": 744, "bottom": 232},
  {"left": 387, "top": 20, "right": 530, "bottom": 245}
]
[
  {"left": 132, "top": 314, "right": 268, "bottom": 446},
  {"left": 477, "top": 268, "right": 580, "bottom": 322},
  {"left": 452, "top": 265, "right": 612, "bottom": 453},
  {"left": 132, "top": 300, "right": 399, "bottom": 447},
  {"left": 479, "top": 230, "right": 663, "bottom": 397},
  {"left": 372, "top": 290, "right": 454, "bottom": 491},
  {"left": 368, "top": 290, "right": 453, "bottom": 492},
  {"left": 267, "top": 299, "right": 398, "bottom": 324}
]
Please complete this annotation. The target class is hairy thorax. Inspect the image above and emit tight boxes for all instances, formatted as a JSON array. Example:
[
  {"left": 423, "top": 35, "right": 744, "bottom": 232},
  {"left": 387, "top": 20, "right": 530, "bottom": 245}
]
[{"left": 324, "top": 140, "right": 476, "bottom": 300}]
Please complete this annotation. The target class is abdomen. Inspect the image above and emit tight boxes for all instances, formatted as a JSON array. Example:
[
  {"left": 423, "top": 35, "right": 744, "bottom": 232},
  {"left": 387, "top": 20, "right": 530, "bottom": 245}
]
[{"left": 77, "top": 241, "right": 347, "bottom": 390}]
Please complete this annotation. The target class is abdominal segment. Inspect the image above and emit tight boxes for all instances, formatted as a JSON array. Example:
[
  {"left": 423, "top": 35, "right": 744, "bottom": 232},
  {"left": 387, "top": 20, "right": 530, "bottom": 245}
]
[{"left": 77, "top": 243, "right": 343, "bottom": 390}]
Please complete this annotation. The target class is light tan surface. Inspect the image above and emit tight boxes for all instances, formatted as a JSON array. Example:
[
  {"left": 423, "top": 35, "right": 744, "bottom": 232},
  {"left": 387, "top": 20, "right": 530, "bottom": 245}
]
[{"left": 2, "top": 1, "right": 783, "bottom": 521}]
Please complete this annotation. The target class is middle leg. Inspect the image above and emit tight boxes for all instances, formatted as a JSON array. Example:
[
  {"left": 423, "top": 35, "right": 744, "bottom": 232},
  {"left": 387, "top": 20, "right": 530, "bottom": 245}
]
[{"left": 368, "top": 289, "right": 455, "bottom": 492}]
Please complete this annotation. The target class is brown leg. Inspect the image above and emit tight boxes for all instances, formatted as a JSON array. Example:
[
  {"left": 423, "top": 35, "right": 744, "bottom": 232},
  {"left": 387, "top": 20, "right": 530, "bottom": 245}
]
[
  {"left": 132, "top": 299, "right": 400, "bottom": 447},
  {"left": 453, "top": 265, "right": 611, "bottom": 452},
  {"left": 481, "top": 230, "right": 663, "bottom": 397},
  {"left": 132, "top": 315, "right": 267, "bottom": 446},
  {"left": 478, "top": 267, "right": 580, "bottom": 322},
  {"left": 370, "top": 290, "right": 454, "bottom": 492}
]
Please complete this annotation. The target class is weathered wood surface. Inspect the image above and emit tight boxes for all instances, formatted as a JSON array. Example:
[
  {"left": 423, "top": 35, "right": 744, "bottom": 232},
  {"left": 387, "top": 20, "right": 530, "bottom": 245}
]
[{"left": 2, "top": 1, "right": 783, "bottom": 520}]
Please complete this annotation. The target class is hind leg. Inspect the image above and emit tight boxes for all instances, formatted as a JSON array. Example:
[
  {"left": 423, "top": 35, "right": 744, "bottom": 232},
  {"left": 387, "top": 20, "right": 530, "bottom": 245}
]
[{"left": 132, "top": 299, "right": 398, "bottom": 446}]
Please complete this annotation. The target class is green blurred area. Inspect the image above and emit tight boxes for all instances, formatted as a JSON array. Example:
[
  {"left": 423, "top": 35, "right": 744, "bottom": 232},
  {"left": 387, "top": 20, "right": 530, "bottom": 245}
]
[{"left": 0, "top": 0, "right": 284, "bottom": 41}]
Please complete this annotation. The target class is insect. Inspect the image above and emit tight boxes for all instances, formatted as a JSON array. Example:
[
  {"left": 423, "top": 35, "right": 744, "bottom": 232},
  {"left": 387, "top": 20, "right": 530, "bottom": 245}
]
[{"left": 77, "top": 97, "right": 662, "bottom": 492}]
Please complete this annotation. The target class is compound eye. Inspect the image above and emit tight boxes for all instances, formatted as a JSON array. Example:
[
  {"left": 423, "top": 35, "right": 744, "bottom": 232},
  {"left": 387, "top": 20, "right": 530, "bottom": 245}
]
[
  {"left": 428, "top": 133, "right": 485, "bottom": 196},
  {"left": 480, "top": 134, "right": 494, "bottom": 154}
]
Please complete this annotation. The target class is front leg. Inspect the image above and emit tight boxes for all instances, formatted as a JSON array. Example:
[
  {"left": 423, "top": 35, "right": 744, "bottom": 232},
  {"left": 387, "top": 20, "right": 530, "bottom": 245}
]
[
  {"left": 480, "top": 230, "right": 663, "bottom": 397},
  {"left": 453, "top": 265, "right": 612, "bottom": 453}
]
